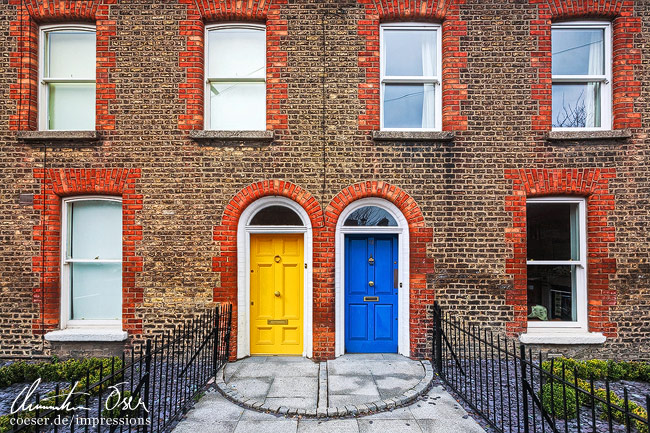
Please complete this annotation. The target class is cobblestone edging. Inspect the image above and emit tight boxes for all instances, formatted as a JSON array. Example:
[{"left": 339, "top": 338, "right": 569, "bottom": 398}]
[{"left": 215, "top": 361, "right": 434, "bottom": 419}]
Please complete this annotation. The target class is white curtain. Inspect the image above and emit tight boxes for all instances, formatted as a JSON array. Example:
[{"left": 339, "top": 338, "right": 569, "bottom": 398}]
[
  {"left": 585, "top": 31, "right": 603, "bottom": 127},
  {"left": 420, "top": 32, "right": 435, "bottom": 128}
]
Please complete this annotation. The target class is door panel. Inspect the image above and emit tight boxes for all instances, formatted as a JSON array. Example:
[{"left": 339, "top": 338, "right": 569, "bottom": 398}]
[
  {"left": 345, "top": 234, "right": 398, "bottom": 353},
  {"left": 250, "top": 234, "right": 303, "bottom": 355}
]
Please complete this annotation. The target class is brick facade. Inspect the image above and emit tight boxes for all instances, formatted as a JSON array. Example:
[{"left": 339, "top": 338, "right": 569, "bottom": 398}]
[{"left": 1, "top": 0, "right": 648, "bottom": 360}]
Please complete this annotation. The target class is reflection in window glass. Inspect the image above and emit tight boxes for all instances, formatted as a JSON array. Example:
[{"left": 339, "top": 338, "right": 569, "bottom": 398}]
[
  {"left": 344, "top": 206, "right": 397, "bottom": 227},
  {"left": 250, "top": 206, "right": 303, "bottom": 226},
  {"left": 552, "top": 83, "right": 601, "bottom": 128}
]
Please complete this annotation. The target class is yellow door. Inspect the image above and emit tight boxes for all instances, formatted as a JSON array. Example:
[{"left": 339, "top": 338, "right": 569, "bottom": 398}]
[{"left": 250, "top": 234, "right": 303, "bottom": 355}]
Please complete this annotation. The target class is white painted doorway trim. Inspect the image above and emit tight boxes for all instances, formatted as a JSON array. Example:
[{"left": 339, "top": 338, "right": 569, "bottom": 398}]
[
  {"left": 236, "top": 196, "right": 313, "bottom": 359},
  {"left": 335, "top": 198, "right": 410, "bottom": 357}
]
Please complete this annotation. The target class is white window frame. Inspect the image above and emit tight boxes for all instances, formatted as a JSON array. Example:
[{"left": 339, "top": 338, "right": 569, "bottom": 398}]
[
  {"left": 38, "top": 24, "right": 96, "bottom": 131},
  {"left": 380, "top": 22, "right": 442, "bottom": 131},
  {"left": 526, "top": 197, "right": 587, "bottom": 332},
  {"left": 60, "top": 196, "right": 122, "bottom": 330},
  {"left": 551, "top": 21, "right": 612, "bottom": 131},
  {"left": 204, "top": 23, "right": 266, "bottom": 131}
]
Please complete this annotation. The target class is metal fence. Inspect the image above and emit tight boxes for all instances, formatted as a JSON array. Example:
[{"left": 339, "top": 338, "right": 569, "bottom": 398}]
[
  {"left": 432, "top": 302, "right": 650, "bottom": 433},
  {"left": 8, "top": 303, "right": 232, "bottom": 433}
]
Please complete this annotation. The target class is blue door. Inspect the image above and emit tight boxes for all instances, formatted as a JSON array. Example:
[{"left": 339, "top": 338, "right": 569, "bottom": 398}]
[{"left": 345, "top": 234, "right": 398, "bottom": 353}]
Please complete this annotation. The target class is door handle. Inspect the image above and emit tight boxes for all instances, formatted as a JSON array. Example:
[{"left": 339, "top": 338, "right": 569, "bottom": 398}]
[
  {"left": 274, "top": 291, "right": 281, "bottom": 297},
  {"left": 368, "top": 281, "right": 374, "bottom": 287}
]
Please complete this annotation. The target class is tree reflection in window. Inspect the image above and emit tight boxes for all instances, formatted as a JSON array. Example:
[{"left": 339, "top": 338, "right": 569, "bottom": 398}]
[
  {"left": 250, "top": 205, "right": 303, "bottom": 225},
  {"left": 344, "top": 206, "right": 397, "bottom": 227}
]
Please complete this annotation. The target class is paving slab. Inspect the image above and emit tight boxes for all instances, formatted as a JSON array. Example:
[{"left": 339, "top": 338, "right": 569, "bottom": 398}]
[
  {"left": 297, "top": 419, "right": 359, "bottom": 433},
  {"left": 215, "top": 355, "right": 437, "bottom": 419},
  {"left": 172, "top": 383, "right": 486, "bottom": 433}
]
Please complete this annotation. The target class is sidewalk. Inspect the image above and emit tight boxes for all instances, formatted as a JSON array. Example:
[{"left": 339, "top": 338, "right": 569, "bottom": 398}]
[{"left": 172, "top": 355, "right": 486, "bottom": 433}]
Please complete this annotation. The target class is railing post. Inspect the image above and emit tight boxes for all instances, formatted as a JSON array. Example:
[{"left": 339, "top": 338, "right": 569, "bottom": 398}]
[
  {"left": 142, "top": 339, "right": 152, "bottom": 433},
  {"left": 520, "top": 345, "right": 530, "bottom": 433},
  {"left": 433, "top": 301, "right": 443, "bottom": 374},
  {"left": 213, "top": 305, "right": 220, "bottom": 375}
]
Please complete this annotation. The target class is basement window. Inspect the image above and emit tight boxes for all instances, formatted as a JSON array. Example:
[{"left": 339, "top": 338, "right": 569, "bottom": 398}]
[{"left": 526, "top": 197, "right": 587, "bottom": 331}]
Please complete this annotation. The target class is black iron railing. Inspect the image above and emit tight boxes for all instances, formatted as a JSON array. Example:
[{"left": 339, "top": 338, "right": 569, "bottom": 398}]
[
  {"left": 432, "top": 302, "right": 650, "bottom": 433},
  {"left": 7, "top": 303, "right": 232, "bottom": 433}
]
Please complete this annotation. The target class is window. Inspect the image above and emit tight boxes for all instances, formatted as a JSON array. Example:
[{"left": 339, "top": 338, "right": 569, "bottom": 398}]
[
  {"left": 380, "top": 23, "right": 441, "bottom": 131},
  {"left": 40, "top": 25, "right": 96, "bottom": 131},
  {"left": 344, "top": 206, "right": 398, "bottom": 227},
  {"left": 526, "top": 198, "right": 586, "bottom": 330},
  {"left": 61, "top": 198, "right": 122, "bottom": 328},
  {"left": 205, "top": 24, "right": 266, "bottom": 131},
  {"left": 250, "top": 205, "right": 303, "bottom": 226},
  {"left": 552, "top": 22, "right": 611, "bottom": 130}
]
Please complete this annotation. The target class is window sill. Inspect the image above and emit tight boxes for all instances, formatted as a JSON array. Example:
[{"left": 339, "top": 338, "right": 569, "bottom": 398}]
[
  {"left": 17, "top": 130, "right": 100, "bottom": 142},
  {"left": 519, "top": 332, "right": 606, "bottom": 345},
  {"left": 44, "top": 328, "right": 128, "bottom": 342},
  {"left": 372, "top": 130, "right": 455, "bottom": 142},
  {"left": 546, "top": 129, "right": 631, "bottom": 142},
  {"left": 189, "top": 130, "right": 274, "bottom": 144}
]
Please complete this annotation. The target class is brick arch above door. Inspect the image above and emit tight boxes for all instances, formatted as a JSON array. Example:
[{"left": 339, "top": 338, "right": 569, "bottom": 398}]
[
  {"left": 213, "top": 180, "right": 323, "bottom": 359},
  {"left": 322, "top": 181, "right": 435, "bottom": 359}
]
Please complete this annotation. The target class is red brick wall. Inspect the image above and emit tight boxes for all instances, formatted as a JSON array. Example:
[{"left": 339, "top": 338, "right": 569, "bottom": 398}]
[
  {"left": 9, "top": 0, "right": 116, "bottom": 131},
  {"left": 32, "top": 168, "right": 143, "bottom": 335},
  {"left": 357, "top": 0, "right": 468, "bottom": 131},
  {"left": 504, "top": 168, "right": 617, "bottom": 337},
  {"left": 178, "top": 0, "right": 288, "bottom": 131},
  {"left": 530, "top": 0, "right": 641, "bottom": 131}
]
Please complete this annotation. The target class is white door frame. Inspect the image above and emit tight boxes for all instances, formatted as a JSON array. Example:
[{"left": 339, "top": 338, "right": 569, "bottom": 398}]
[
  {"left": 236, "top": 196, "right": 313, "bottom": 359},
  {"left": 335, "top": 198, "right": 410, "bottom": 357}
]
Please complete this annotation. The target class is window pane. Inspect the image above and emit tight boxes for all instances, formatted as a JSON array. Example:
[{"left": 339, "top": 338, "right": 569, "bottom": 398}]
[
  {"left": 46, "top": 30, "right": 96, "bottom": 78},
  {"left": 383, "top": 29, "right": 436, "bottom": 77},
  {"left": 70, "top": 263, "right": 122, "bottom": 320},
  {"left": 527, "top": 265, "right": 577, "bottom": 322},
  {"left": 210, "top": 82, "right": 265, "bottom": 130},
  {"left": 70, "top": 200, "right": 122, "bottom": 260},
  {"left": 527, "top": 202, "right": 579, "bottom": 261},
  {"left": 383, "top": 83, "right": 435, "bottom": 129},
  {"left": 552, "top": 83, "right": 601, "bottom": 128},
  {"left": 344, "top": 206, "right": 397, "bottom": 227},
  {"left": 250, "top": 206, "right": 303, "bottom": 225},
  {"left": 48, "top": 83, "right": 96, "bottom": 130},
  {"left": 552, "top": 28, "right": 604, "bottom": 76},
  {"left": 208, "top": 28, "right": 265, "bottom": 79}
]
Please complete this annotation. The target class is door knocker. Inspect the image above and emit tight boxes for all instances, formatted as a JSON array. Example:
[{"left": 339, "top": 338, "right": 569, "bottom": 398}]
[
  {"left": 274, "top": 255, "right": 281, "bottom": 263},
  {"left": 368, "top": 256, "right": 375, "bottom": 265}
]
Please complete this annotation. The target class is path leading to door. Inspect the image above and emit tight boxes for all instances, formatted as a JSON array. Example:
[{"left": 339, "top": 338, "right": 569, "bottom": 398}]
[
  {"left": 172, "top": 360, "right": 486, "bottom": 432},
  {"left": 217, "top": 354, "right": 430, "bottom": 417}
]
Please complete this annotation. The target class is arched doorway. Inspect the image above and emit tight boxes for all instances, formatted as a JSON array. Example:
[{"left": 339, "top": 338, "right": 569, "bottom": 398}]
[
  {"left": 236, "top": 197, "right": 313, "bottom": 358},
  {"left": 335, "top": 198, "right": 410, "bottom": 357}
]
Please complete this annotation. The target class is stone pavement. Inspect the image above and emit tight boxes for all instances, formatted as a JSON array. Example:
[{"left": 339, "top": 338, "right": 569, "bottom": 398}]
[
  {"left": 217, "top": 354, "right": 433, "bottom": 417},
  {"left": 172, "top": 383, "right": 487, "bottom": 433},
  {"left": 172, "top": 354, "right": 487, "bottom": 433}
]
